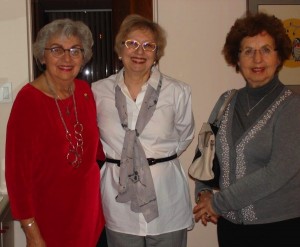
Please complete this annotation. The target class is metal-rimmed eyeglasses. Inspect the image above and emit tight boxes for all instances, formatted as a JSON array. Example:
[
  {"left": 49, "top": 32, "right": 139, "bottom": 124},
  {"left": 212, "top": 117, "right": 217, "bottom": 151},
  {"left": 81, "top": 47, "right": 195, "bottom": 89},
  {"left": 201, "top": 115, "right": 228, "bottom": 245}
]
[
  {"left": 44, "top": 47, "right": 84, "bottom": 58},
  {"left": 239, "top": 46, "right": 277, "bottom": 58},
  {"left": 122, "top": 39, "right": 157, "bottom": 52}
]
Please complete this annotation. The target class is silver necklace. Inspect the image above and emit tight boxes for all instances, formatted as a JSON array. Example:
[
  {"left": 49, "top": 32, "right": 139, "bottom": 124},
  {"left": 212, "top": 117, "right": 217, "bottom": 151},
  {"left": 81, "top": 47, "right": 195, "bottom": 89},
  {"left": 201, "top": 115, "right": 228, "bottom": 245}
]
[
  {"left": 246, "top": 84, "right": 279, "bottom": 116},
  {"left": 57, "top": 94, "right": 71, "bottom": 115},
  {"left": 44, "top": 74, "right": 84, "bottom": 168}
]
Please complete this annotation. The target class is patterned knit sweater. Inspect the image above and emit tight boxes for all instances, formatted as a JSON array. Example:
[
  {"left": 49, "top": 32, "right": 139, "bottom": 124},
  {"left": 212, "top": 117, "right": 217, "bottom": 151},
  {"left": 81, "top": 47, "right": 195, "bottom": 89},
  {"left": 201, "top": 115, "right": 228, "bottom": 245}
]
[{"left": 196, "top": 76, "right": 300, "bottom": 224}]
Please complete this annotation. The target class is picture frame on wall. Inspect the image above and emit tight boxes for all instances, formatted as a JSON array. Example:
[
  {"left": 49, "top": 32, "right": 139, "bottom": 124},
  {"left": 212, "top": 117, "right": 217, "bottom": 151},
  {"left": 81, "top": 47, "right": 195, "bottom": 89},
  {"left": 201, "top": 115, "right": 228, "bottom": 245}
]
[
  {"left": 247, "top": 0, "right": 300, "bottom": 13},
  {"left": 247, "top": 0, "right": 300, "bottom": 93}
]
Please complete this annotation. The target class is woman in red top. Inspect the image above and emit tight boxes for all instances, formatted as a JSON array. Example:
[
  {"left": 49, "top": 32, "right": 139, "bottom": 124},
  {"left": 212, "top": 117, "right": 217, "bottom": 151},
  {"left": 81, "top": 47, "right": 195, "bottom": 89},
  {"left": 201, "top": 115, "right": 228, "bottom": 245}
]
[{"left": 5, "top": 19, "right": 105, "bottom": 247}]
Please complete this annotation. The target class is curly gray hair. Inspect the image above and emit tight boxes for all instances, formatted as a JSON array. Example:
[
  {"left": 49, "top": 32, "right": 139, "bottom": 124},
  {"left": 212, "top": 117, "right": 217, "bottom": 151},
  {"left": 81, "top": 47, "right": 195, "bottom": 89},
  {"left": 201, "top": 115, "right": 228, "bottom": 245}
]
[{"left": 33, "top": 19, "right": 93, "bottom": 66}]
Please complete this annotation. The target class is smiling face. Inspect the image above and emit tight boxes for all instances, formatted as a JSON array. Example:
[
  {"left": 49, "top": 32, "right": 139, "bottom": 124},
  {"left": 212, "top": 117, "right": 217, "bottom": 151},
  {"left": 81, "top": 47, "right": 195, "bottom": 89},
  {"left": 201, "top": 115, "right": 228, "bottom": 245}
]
[
  {"left": 238, "top": 32, "right": 281, "bottom": 88},
  {"left": 120, "top": 29, "right": 156, "bottom": 76},
  {"left": 42, "top": 34, "right": 84, "bottom": 84}
]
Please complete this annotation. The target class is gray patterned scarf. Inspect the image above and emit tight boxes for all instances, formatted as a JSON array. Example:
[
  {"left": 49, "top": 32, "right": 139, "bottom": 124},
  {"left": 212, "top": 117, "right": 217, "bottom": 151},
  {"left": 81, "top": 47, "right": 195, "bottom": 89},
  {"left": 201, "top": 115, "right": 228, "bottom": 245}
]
[{"left": 115, "top": 74, "right": 162, "bottom": 223}]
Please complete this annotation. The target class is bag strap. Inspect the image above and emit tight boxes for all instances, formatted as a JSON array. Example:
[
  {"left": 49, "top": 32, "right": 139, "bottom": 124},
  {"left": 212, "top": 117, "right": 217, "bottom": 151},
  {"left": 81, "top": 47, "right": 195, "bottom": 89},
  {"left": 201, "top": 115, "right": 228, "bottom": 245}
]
[{"left": 213, "top": 89, "right": 237, "bottom": 125}]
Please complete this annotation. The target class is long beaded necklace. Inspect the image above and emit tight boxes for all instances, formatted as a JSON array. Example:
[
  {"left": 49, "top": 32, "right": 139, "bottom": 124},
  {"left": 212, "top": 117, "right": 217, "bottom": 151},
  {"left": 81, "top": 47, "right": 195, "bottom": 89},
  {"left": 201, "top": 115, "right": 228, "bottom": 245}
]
[{"left": 44, "top": 74, "right": 84, "bottom": 168}]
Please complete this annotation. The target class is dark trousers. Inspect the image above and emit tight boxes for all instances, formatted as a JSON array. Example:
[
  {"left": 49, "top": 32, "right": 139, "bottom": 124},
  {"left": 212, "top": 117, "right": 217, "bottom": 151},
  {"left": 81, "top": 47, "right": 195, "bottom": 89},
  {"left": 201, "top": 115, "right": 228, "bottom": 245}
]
[
  {"left": 96, "top": 228, "right": 108, "bottom": 247},
  {"left": 217, "top": 217, "right": 300, "bottom": 247}
]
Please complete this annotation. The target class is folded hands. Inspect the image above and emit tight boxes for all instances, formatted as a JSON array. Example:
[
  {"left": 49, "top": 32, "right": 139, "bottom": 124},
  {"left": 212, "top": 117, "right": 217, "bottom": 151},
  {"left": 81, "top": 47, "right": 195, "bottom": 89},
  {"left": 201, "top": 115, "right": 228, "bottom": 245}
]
[{"left": 193, "top": 190, "right": 219, "bottom": 226}]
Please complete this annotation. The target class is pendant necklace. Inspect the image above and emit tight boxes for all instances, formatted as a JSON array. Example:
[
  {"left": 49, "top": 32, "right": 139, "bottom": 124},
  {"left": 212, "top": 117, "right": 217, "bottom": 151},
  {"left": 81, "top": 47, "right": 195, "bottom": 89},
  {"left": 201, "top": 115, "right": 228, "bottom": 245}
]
[
  {"left": 44, "top": 74, "right": 84, "bottom": 168},
  {"left": 246, "top": 83, "right": 279, "bottom": 116},
  {"left": 57, "top": 94, "right": 72, "bottom": 115}
]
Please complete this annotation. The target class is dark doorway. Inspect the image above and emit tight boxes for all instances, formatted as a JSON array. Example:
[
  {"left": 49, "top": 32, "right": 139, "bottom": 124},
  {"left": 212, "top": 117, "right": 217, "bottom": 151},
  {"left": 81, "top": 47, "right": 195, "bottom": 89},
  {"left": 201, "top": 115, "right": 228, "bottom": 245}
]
[{"left": 29, "top": 0, "right": 153, "bottom": 83}]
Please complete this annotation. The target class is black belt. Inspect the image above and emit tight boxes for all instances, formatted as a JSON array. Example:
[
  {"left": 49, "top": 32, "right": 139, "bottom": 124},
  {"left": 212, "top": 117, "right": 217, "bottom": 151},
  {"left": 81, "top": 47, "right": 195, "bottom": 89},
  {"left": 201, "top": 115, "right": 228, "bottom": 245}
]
[{"left": 106, "top": 154, "right": 177, "bottom": 166}]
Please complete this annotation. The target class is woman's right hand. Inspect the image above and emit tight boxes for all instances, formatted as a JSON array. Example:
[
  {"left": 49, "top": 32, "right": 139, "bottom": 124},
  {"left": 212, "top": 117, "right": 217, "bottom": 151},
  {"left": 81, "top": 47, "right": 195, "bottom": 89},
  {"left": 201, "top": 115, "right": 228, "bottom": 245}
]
[
  {"left": 20, "top": 218, "right": 46, "bottom": 247},
  {"left": 26, "top": 237, "right": 46, "bottom": 247},
  {"left": 193, "top": 190, "right": 219, "bottom": 226}
]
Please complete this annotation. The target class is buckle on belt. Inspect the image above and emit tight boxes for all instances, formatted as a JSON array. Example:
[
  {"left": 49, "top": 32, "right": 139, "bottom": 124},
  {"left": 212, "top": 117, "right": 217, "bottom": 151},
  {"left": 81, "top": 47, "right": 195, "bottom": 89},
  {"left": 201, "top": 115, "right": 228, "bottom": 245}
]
[{"left": 147, "top": 158, "right": 156, "bottom": 165}]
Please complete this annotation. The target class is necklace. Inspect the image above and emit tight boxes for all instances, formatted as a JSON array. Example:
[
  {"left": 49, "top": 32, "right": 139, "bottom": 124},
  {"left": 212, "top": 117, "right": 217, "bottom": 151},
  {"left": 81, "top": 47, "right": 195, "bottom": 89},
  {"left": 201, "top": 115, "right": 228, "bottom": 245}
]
[
  {"left": 246, "top": 83, "right": 279, "bottom": 116},
  {"left": 57, "top": 94, "right": 72, "bottom": 115},
  {"left": 44, "top": 74, "right": 84, "bottom": 168}
]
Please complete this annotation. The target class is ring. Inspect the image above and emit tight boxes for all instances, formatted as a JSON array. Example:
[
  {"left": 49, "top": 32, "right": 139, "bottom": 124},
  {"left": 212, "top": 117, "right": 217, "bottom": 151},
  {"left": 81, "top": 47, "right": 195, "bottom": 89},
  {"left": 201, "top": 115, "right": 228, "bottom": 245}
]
[{"left": 205, "top": 213, "right": 211, "bottom": 218}]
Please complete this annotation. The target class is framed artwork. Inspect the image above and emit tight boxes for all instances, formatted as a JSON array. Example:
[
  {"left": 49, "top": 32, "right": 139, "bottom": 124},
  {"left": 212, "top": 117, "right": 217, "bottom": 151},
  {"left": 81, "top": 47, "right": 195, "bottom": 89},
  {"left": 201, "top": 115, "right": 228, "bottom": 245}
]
[{"left": 247, "top": 0, "right": 300, "bottom": 92}]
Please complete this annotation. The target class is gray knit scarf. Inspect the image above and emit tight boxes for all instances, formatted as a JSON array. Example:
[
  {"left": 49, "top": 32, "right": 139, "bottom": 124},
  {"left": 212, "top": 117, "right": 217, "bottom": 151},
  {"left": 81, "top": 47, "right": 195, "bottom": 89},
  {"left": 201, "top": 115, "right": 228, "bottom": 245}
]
[{"left": 115, "top": 74, "right": 162, "bottom": 223}]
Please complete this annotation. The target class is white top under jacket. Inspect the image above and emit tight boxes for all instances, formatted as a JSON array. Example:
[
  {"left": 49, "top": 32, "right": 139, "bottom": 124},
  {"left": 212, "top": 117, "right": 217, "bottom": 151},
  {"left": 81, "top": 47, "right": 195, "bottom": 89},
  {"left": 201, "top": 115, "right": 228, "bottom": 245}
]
[{"left": 92, "top": 67, "right": 195, "bottom": 236}]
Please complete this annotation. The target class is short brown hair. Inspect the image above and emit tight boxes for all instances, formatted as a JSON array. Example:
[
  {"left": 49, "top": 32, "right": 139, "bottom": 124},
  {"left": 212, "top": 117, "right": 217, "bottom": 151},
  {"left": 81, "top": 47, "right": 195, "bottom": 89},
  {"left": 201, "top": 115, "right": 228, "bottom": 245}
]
[
  {"left": 115, "top": 14, "right": 167, "bottom": 62},
  {"left": 222, "top": 12, "right": 291, "bottom": 72}
]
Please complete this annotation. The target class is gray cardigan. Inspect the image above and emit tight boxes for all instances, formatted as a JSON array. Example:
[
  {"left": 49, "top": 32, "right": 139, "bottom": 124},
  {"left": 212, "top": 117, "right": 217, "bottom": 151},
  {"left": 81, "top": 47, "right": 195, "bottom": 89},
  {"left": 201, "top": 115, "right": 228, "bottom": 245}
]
[{"left": 196, "top": 84, "right": 300, "bottom": 224}]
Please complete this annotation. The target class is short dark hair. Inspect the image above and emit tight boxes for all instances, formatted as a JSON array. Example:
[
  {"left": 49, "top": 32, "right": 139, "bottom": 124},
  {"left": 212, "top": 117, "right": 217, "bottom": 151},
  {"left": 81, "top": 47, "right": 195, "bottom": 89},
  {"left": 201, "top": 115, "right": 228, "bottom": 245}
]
[{"left": 222, "top": 12, "right": 291, "bottom": 72}]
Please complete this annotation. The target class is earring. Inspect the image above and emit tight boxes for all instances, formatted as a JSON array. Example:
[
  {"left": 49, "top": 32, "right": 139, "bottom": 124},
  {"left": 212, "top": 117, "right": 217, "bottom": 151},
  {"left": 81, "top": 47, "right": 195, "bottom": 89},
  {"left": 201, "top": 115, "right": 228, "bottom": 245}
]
[{"left": 118, "top": 56, "right": 122, "bottom": 60}]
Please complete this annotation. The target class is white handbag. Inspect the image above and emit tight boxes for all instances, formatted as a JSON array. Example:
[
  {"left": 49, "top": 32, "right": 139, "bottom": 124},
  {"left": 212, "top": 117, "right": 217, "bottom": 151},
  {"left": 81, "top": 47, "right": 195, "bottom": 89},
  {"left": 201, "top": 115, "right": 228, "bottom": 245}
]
[
  {"left": 189, "top": 122, "right": 216, "bottom": 180},
  {"left": 188, "top": 89, "right": 237, "bottom": 184}
]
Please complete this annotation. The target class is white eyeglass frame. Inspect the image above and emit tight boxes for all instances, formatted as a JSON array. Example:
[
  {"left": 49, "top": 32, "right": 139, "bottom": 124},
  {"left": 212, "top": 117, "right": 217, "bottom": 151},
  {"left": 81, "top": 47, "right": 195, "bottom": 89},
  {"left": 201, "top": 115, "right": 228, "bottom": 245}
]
[{"left": 122, "top": 39, "right": 157, "bottom": 52}]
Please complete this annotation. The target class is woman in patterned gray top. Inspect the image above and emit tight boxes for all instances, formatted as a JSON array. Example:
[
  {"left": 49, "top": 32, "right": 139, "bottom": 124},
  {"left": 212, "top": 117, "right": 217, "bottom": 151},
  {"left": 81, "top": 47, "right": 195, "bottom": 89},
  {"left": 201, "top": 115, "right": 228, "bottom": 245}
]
[{"left": 193, "top": 12, "right": 300, "bottom": 247}]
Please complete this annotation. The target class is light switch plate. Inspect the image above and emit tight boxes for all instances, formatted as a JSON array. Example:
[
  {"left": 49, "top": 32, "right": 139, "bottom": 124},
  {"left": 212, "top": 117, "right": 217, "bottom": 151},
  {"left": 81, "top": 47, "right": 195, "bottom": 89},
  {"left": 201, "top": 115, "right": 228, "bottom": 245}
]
[{"left": 0, "top": 82, "right": 12, "bottom": 103}]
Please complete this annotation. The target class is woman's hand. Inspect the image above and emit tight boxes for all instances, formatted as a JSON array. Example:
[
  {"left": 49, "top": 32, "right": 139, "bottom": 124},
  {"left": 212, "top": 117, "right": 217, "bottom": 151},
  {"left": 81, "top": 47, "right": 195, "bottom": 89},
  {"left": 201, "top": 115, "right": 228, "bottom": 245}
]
[
  {"left": 26, "top": 237, "right": 46, "bottom": 247},
  {"left": 193, "top": 190, "right": 219, "bottom": 226},
  {"left": 20, "top": 218, "right": 46, "bottom": 247}
]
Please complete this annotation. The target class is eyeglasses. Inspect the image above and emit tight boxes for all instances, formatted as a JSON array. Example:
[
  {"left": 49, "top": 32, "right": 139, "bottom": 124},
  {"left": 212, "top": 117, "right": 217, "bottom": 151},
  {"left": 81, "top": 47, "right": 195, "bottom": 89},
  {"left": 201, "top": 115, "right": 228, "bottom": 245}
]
[
  {"left": 122, "top": 40, "right": 157, "bottom": 52},
  {"left": 44, "top": 47, "right": 84, "bottom": 58},
  {"left": 239, "top": 46, "right": 277, "bottom": 58}
]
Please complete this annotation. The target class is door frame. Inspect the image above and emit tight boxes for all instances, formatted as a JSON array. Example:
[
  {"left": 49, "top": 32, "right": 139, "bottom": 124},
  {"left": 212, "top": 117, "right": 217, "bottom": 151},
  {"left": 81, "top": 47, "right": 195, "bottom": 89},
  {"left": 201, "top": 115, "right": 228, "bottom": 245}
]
[{"left": 26, "top": 0, "right": 157, "bottom": 81}]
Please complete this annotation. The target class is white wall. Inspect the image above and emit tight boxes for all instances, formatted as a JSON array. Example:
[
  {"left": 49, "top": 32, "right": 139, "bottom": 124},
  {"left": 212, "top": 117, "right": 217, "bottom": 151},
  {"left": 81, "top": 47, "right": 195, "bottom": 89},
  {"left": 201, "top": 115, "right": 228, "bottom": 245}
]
[
  {"left": 0, "top": 0, "right": 30, "bottom": 193},
  {"left": 0, "top": 0, "right": 245, "bottom": 246},
  {"left": 0, "top": 0, "right": 29, "bottom": 245},
  {"left": 156, "top": 1, "right": 245, "bottom": 246}
]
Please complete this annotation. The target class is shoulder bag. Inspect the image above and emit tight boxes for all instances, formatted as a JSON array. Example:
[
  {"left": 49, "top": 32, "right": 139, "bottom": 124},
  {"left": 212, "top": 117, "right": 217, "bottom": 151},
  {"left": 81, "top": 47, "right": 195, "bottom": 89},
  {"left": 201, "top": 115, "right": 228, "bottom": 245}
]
[{"left": 188, "top": 89, "right": 237, "bottom": 189}]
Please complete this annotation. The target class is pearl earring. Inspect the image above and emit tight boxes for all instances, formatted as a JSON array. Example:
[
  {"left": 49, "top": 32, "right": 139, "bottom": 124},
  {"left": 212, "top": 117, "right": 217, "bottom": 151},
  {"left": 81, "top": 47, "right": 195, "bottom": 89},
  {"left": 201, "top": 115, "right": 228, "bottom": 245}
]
[{"left": 118, "top": 56, "right": 122, "bottom": 60}]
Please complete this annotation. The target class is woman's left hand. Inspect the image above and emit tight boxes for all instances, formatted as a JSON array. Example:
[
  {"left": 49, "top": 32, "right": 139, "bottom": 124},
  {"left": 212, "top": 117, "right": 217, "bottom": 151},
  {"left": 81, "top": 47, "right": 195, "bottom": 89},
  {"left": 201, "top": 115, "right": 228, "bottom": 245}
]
[{"left": 193, "top": 190, "right": 219, "bottom": 226}]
